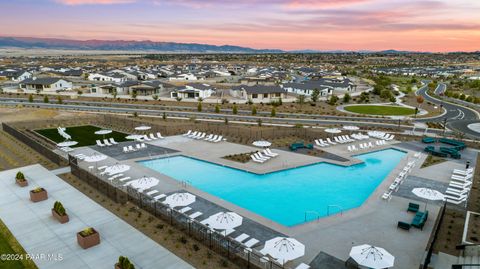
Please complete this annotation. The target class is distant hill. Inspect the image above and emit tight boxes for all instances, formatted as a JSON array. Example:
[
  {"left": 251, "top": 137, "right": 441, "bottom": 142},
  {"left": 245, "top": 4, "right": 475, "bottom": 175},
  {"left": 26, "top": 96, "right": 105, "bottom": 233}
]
[{"left": 0, "top": 36, "right": 283, "bottom": 53}]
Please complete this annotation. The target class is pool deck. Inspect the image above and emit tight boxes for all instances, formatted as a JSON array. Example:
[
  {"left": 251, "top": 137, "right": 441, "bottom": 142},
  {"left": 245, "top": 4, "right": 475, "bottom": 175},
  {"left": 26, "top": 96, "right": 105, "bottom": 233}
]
[{"left": 67, "top": 136, "right": 477, "bottom": 269}]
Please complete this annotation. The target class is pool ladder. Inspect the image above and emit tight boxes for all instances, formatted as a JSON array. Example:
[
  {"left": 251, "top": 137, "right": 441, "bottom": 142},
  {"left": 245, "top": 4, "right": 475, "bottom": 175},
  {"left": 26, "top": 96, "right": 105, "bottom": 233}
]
[
  {"left": 327, "top": 205, "right": 343, "bottom": 216},
  {"left": 181, "top": 180, "right": 191, "bottom": 188},
  {"left": 304, "top": 211, "right": 321, "bottom": 222}
]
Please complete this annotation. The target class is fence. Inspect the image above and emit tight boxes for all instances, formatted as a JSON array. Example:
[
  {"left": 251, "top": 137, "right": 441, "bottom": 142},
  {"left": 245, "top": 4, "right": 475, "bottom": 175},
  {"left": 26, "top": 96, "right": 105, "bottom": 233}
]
[
  {"left": 69, "top": 156, "right": 286, "bottom": 269},
  {"left": 422, "top": 201, "right": 447, "bottom": 269},
  {"left": 1, "top": 122, "right": 68, "bottom": 166}
]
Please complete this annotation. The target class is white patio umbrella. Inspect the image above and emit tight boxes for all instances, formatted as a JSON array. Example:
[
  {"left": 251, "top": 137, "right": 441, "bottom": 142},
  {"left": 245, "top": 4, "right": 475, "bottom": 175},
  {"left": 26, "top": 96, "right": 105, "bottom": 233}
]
[
  {"left": 252, "top": 140, "right": 272, "bottom": 148},
  {"left": 103, "top": 164, "right": 130, "bottom": 175},
  {"left": 325, "top": 128, "right": 342, "bottom": 134},
  {"left": 261, "top": 237, "right": 305, "bottom": 265},
  {"left": 95, "top": 129, "right": 112, "bottom": 139},
  {"left": 83, "top": 153, "right": 108, "bottom": 162},
  {"left": 135, "top": 125, "right": 151, "bottom": 131},
  {"left": 57, "top": 141, "right": 78, "bottom": 147},
  {"left": 204, "top": 212, "right": 243, "bottom": 230},
  {"left": 349, "top": 244, "right": 394, "bottom": 269},
  {"left": 164, "top": 192, "right": 196, "bottom": 208},
  {"left": 129, "top": 176, "right": 159, "bottom": 191},
  {"left": 126, "top": 134, "right": 144, "bottom": 140},
  {"left": 343, "top": 125, "right": 360, "bottom": 131},
  {"left": 412, "top": 187, "right": 445, "bottom": 210}
]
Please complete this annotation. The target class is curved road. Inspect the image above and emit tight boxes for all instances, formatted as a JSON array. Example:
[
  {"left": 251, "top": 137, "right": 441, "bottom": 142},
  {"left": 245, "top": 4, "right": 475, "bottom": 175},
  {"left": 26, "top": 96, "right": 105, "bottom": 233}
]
[{"left": 416, "top": 83, "right": 480, "bottom": 138}]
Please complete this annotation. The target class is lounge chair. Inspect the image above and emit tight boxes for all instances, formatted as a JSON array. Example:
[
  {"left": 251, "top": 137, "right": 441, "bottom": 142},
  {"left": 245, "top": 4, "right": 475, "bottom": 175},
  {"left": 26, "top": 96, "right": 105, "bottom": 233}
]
[
  {"left": 140, "top": 143, "right": 147, "bottom": 148},
  {"left": 109, "top": 138, "right": 118, "bottom": 145},
  {"left": 295, "top": 263, "right": 311, "bottom": 269},
  {"left": 123, "top": 146, "right": 129, "bottom": 153},
  {"left": 118, "top": 177, "right": 131, "bottom": 182},
  {"left": 397, "top": 221, "right": 411, "bottom": 230},
  {"left": 179, "top": 207, "right": 192, "bottom": 214},
  {"left": 213, "top": 135, "right": 223, "bottom": 142},
  {"left": 128, "top": 145, "right": 135, "bottom": 152},
  {"left": 207, "top": 135, "right": 218, "bottom": 142},
  {"left": 205, "top": 134, "right": 214, "bottom": 141},
  {"left": 136, "top": 144, "right": 142, "bottom": 150},
  {"left": 326, "top": 138, "right": 336, "bottom": 145},
  {"left": 244, "top": 238, "right": 259, "bottom": 248},
  {"left": 256, "top": 152, "right": 270, "bottom": 161},
  {"left": 234, "top": 233, "right": 249, "bottom": 243},
  {"left": 156, "top": 132, "right": 164, "bottom": 139},
  {"left": 143, "top": 135, "right": 152, "bottom": 141},
  {"left": 351, "top": 145, "right": 358, "bottom": 151},
  {"left": 146, "top": 190, "right": 159, "bottom": 196},
  {"left": 368, "top": 142, "right": 373, "bottom": 148},
  {"left": 103, "top": 139, "right": 112, "bottom": 146},
  {"left": 97, "top": 165, "right": 108, "bottom": 170},
  {"left": 382, "top": 191, "right": 392, "bottom": 200},
  {"left": 196, "top": 133, "right": 206, "bottom": 140},
  {"left": 315, "top": 139, "right": 327, "bottom": 147},
  {"left": 183, "top": 130, "right": 192, "bottom": 136},
  {"left": 188, "top": 131, "right": 198, "bottom": 138},
  {"left": 265, "top": 148, "right": 278, "bottom": 157},
  {"left": 222, "top": 229, "right": 236, "bottom": 236},
  {"left": 446, "top": 188, "right": 469, "bottom": 196},
  {"left": 96, "top": 140, "right": 105, "bottom": 147},
  {"left": 451, "top": 174, "right": 472, "bottom": 181},
  {"left": 154, "top": 194, "right": 166, "bottom": 200},
  {"left": 149, "top": 133, "right": 157, "bottom": 140},
  {"left": 251, "top": 155, "right": 265, "bottom": 163},
  {"left": 189, "top": 212, "right": 203, "bottom": 219},
  {"left": 453, "top": 168, "right": 474, "bottom": 176}
]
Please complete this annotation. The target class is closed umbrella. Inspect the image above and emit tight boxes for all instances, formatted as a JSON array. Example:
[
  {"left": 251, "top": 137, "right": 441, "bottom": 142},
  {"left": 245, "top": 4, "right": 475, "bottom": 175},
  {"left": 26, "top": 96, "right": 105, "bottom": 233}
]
[
  {"left": 135, "top": 125, "right": 151, "bottom": 131},
  {"left": 412, "top": 187, "right": 445, "bottom": 210},
  {"left": 126, "top": 134, "right": 144, "bottom": 141},
  {"left": 102, "top": 164, "right": 130, "bottom": 175},
  {"left": 325, "top": 128, "right": 341, "bottom": 134},
  {"left": 84, "top": 153, "right": 108, "bottom": 162},
  {"left": 261, "top": 237, "right": 305, "bottom": 265},
  {"left": 57, "top": 141, "right": 78, "bottom": 147},
  {"left": 129, "top": 176, "right": 159, "bottom": 191},
  {"left": 95, "top": 129, "right": 112, "bottom": 139},
  {"left": 204, "top": 212, "right": 243, "bottom": 230},
  {"left": 349, "top": 244, "right": 394, "bottom": 269},
  {"left": 164, "top": 192, "right": 196, "bottom": 208},
  {"left": 343, "top": 125, "right": 359, "bottom": 131}
]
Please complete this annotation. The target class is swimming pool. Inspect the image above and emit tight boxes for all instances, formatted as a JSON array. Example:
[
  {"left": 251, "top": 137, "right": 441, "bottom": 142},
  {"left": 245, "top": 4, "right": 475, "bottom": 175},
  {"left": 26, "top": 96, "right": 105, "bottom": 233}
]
[{"left": 139, "top": 149, "right": 406, "bottom": 226}]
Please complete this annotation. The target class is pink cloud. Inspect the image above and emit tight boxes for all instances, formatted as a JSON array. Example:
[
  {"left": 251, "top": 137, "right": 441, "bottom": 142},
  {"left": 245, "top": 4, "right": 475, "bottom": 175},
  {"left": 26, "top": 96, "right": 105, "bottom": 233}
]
[
  {"left": 55, "top": 0, "right": 135, "bottom": 5},
  {"left": 285, "top": 0, "right": 370, "bottom": 9}
]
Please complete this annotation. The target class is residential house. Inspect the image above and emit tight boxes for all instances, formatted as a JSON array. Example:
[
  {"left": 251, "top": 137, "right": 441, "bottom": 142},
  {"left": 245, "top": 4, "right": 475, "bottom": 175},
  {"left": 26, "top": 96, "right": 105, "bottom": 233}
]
[
  {"left": 0, "top": 69, "right": 32, "bottom": 81},
  {"left": 170, "top": 83, "right": 214, "bottom": 100},
  {"left": 88, "top": 72, "right": 128, "bottom": 83},
  {"left": 282, "top": 78, "right": 356, "bottom": 96},
  {"left": 168, "top": 73, "right": 199, "bottom": 81},
  {"left": 233, "top": 85, "right": 287, "bottom": 102},
  {"left": 19, "top": 77, "right": 72, "bottom": 92}
]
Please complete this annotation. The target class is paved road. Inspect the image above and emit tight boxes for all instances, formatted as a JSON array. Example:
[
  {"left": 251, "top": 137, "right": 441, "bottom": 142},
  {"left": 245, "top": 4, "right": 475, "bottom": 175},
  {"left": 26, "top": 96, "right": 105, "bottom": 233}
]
[
  {"left": 416, "top": 84, "right": 480, "bottom": 138},
  {"left": 434, "top": 83, "right": 447, "bottom": 95}
]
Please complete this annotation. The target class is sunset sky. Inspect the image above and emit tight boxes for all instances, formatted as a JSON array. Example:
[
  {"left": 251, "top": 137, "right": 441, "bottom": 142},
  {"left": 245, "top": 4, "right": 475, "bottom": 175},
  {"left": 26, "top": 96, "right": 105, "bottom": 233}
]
[{"left": 1, "top": 0, "right": 479, "bottom": 51}]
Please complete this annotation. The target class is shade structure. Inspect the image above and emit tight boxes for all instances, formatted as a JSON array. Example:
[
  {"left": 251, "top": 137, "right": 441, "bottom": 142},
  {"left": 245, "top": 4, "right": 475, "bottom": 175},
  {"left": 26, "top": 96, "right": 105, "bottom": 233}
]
[
  {"left": 252, "top": 140, "right": 272, "bottom": 148},
  {"left": 343, "top": 125, "right": 360, "bottom": 131},
  {"left": 103, "top": 164, "right": 130, "bottom": 175},
  {"left": 349, "top": 244, "right": 394, "bottom": 269},
  {"left": 324, "top": 128, "right": 342, "bottom": 134},
  {"left": 94, "top": 129, "right": 112, "bottom": 135},
  {"left": 135, "top": 125, "right": 151, "bottom": 131},
  {"left": 204, "top": 212, "right": 243, "bottom": 230},
  {"left": 126, "top": 134, "right": 144, "bottom": 140},
  {"left": 57, "top": 141, "right": 78, "bottom": 147},
  {"left": 164, "top": 192, "right": 196, "bottom": 208},
  {"left": 83, "top": 154, "right": 108, "bottom": 162},
  {"left": 261, "top": 237, "right": 305, "bottom": 265},
  {"left": 129, "top": 176, "right": 159, "bottom": 190},
  {"left": 412, "top": 188, "right": 445, "bottom": 201}
]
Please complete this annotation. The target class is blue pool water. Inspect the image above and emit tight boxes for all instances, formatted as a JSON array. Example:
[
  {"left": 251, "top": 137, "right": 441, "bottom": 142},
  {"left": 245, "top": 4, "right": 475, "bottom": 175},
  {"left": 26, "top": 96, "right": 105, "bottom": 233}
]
[{"left": 139, "top": 149, "right": 405, "bottom": 226}]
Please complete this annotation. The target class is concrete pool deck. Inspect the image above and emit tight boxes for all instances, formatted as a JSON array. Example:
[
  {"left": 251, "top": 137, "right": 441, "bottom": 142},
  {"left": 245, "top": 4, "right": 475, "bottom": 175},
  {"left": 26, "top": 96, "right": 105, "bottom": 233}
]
[
  {"left": 0, "top": 164, "right": 193, "bottom": 269},
  {"left": 67, "top": 135, "right": 475, "bottom": 268}
]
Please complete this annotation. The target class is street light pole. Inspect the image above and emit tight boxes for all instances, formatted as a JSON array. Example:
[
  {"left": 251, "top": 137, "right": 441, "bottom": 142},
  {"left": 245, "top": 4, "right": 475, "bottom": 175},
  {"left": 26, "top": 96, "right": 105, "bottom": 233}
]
[{"left": 443, "top": 117, "right": 447, "bottom": 137}]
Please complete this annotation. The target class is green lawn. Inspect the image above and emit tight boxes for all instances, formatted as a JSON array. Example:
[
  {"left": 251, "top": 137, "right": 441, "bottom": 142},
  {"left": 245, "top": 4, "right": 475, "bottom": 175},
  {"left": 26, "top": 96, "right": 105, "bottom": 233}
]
[
  {"left": 0, "top": 219, "right": 37, "bottom": 269},
  {"left": 344, "top": 105, "right": 416, "bottom": 116},
  {"left": 35, "top": 125, "right": 129, "bottom": 147}
]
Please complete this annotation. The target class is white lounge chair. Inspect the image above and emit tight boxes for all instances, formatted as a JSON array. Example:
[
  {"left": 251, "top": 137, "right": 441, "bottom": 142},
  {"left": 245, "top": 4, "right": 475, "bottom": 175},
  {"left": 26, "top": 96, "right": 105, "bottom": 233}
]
[
  {"left": 96, "top": 140, "right": 105, "bottom": 147},
  {"left": 179, "top": 207, "right": 192, "bottom": 213},
  {"left": 256, "top": 152, "right": 270, "bottom": 161},
  {"left": 141, "top": 143, "right": 147, "bottom": 148},
  {"left": 251, "top": 154, "right": 265, "bottom": 163},
  {"left": 183, "top": 130, "right": 192, "bottom": 136},
  {"left": 188, "top": 131, "right": 198, "bottom": 138},
  {"left": 234, "top": 233, "right": 249, "bottom": 243},
  {"left": 244, "top": 238, "right": 259, "bottom": 248},
  {"left": 326, "top": 138, "right": 336, "bottom": 145},
  {"left": 206, "top": 135, "right": 217, "bottom": 142},
  {"left": 143, "top": 135, "right": 152, "bottom": 141},
  {"left": 149, "top": 133, "right": 157, "bottom": 140},
  {"left": 453, "top": 168, "right": 474, "bottom": 176},
  {"left": 351, "top": 145, "right": 358, "bottom": 151},
  {"left": 103, "top": 139, "right": 112, "bottom": 146},
  {"left": 118, "top": 177, "right": 131, "bottom": 182},
  {"left": 128, "top": 145, "right": 135, "bottom": 152},
  {"left": 189, "top": 212, "right": 203, "bottom": 219},
  {"left": 109, "top": 138, "right": 118, "bottom": 145},
  {"left": 97, "top": 165, "right": 108, "bottom": 170},
  {"left": 146, "top": 190, "right": 159, "bottom": 196},
  {"left": 295, "top": 263, "right": 311, "bottom": 269},
  {"left": 136, "top": 144, "right": 142, "bottom": 150},
  {"left": 156, "top": 132, "right": 164, "bottom": 139},
  {"left": 154, "top": 194, "right": 166, "bottom": 200},
  {"left": 196, "top": 133, "right": 206, "bottom": 140},
  {"left": 123, "top": 146, "right": 129, "bottom": 153}
]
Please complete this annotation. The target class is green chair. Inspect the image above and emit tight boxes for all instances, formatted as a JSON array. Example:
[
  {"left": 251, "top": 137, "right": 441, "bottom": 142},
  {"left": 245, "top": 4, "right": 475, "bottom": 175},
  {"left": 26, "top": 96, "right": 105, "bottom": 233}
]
[
  {"left": 397, "top": 221, "right": 411, "bottom": 230},
  {"left": 407, "top": 203, "right": 420, "bottom": 213}
]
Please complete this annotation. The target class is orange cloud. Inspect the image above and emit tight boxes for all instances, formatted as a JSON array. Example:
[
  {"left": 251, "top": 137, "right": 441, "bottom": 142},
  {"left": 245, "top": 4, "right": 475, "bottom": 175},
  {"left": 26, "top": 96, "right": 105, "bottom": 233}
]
[{"left": 55, "top": 0, "right": 135, "bottom": 5}]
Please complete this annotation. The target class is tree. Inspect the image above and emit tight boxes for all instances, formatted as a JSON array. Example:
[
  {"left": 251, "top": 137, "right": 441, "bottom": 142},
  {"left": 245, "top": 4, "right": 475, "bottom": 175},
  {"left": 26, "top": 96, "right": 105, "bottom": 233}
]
[
  {"left": 131, "top": 91, "right": 137, "bottom": 100},
  {"left": 343, "top": 93, "right": 351, "bottom": 103},
  {"left": 459, "top": 94, "right": 466, "bottom": 100},
  {"left": 215, "top": 104, "right": 220, "bottom": 113},
  {"left": 112, "top": 90, "right": 117, "bottom": 99},
  {"left": 416, "top": 95, "right": 424, "bottom": 106},
  {"left": 197, "top": 102, "right": 202, "bottom": 112},
  {"left": 162, "top": 112, "right": 167, "bottom": 120},
  {"left": 251, "top": 106, "right": 257, "bottom": 115},
  {"left": 43, "top": 95, "right": 49, "bottom": 103},
  {"left": 296, "top": 94, "right": 306, "bottom": 105},
  {"left": 232, "top": 104, "right": 238, "bottom": 115},
  {"left": 224, "top": 117, "right": 228, "bottom": 125},
  {"left": 152, "top": 94, "right": 159, "bottom": 101},
  {"left": 257, "top": 118, "right": 262, "bottom": 126},
  {"left": 28, "top": 94, "right": 33, "bottom": 102},
  {"left": 380, "top": 89, "right": 392, "bottom": 100},
  {"left": 57, "top": 96, "right": 63, "bottom": 104},
  {"left": 175, "top": 97, "right": 182, "bottom": 102},
  {"left": 133, "top": 111, "right": 138, "bottom": 117},
  {"left": 372, "top": 85, "right": 383, "bottom": 95},
  {"left": 311, "top": 89, "right": 320, "bottom": 102},
  {"left": 328, "top": 95, "right": 339, "bottom": 105},
  {"left": 271, "top": 107, "right": 276, "bottom": 117}
]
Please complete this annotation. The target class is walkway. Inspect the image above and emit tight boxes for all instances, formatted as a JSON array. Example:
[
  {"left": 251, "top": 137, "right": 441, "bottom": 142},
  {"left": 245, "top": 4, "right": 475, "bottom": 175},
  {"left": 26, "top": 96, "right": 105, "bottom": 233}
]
[{"left": 0, "top": 164, "right": 193, "bottom": 269}]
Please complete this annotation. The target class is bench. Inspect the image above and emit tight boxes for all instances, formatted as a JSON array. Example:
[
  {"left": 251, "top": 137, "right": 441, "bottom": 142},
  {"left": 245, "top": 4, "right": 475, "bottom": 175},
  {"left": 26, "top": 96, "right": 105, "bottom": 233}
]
[
  {"left": 407, "top": 202, "right": 420, "bottom": 213},
  {"left": 397, "top": 221, "right": 411, "bottom": 230},
  {"left": 411, "top": 211, "right": 429, "bottom": 230},
  {"left": 422, "top": 137, "right": 436, "bottom": 144}
]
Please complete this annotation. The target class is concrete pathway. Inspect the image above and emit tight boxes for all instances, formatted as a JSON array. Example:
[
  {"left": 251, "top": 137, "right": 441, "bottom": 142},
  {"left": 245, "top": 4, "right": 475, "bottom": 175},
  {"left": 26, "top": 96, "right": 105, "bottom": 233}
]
[{"left": 0, "top": 164, "right": 193, "bottom": 269}]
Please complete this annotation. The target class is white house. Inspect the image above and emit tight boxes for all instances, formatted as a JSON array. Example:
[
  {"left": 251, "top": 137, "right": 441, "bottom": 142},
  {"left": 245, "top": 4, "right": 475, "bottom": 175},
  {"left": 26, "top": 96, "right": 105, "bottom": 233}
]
[
  {"left": 232, "top": 85, "right": 287, "bottom": 102},
  {"left": 19, "top": 77, "right": 72, "bottom": 92},
  {"left": 88, "top": 73, "right": 128, "bottom": 83},
  {"left": 0, "top": 69, "right": 32, "bottom": 81},
  {"left": 170, "top": 83, "right": 214, "bottom": 100},
  {"left": 282, "top": 78, "right": 356, "bottom": 96},
  {"left": 169, "top": 73, "right": 199, "bottom": 81}
]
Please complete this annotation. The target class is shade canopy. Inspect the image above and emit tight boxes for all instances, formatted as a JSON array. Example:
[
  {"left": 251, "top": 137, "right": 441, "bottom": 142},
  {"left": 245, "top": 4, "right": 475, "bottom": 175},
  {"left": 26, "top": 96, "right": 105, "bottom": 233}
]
[
  {"left": 204, "top": 212, "right": 243, "bottom": 230},
  {"left": 125, "top": 134, "right": 144, "bottom": 140},
  {"left": 129, "top": 176, "right": 159, "bottom": 191},
  {"left": 164, "top": 193, "right": 196, "bottom": 208},
  {"left": 95, "top": 129, "right": 112, "bottom": 135},
  {"left": 103, "top": 164, "right": 130, "bottom": 175},
  {"left": 325, "top": 128, "right": 342, "bottom": 134},
  {"left": 261, "top": 237, "right": 305, "bottom": 265},
  {"left": 349, "top": 244, "right": 395, "bottom": 269},
  {"left": 135, "top": 125, "right": 151, "bottom": 131},
  {"left": 252, "top": 140, "right": 272, "bottom": 148},
  {"left": 57, "top": 141, "right": 78, "bottom": 147},
  {"left": 412, "top": 188, "right": 445, "bottom": 201},
  {"left": 83, "top": 154, "right": 108, "bottom": 162},
  {"left": 343, "top": 125, "right": 360, "bottom": 131}
]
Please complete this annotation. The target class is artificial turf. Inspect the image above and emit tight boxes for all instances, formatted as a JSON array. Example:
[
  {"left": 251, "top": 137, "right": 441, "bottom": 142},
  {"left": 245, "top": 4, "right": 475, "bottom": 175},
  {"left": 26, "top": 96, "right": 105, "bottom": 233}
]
[
  {"left": 344, "top": 105, "right": 416, "bottom": 116},
  {"left": 0, "top": 218, "right": 37, "bottom": 269},
  {"left": 35, "top": 125, "right": 129, "bottom": 147}
]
